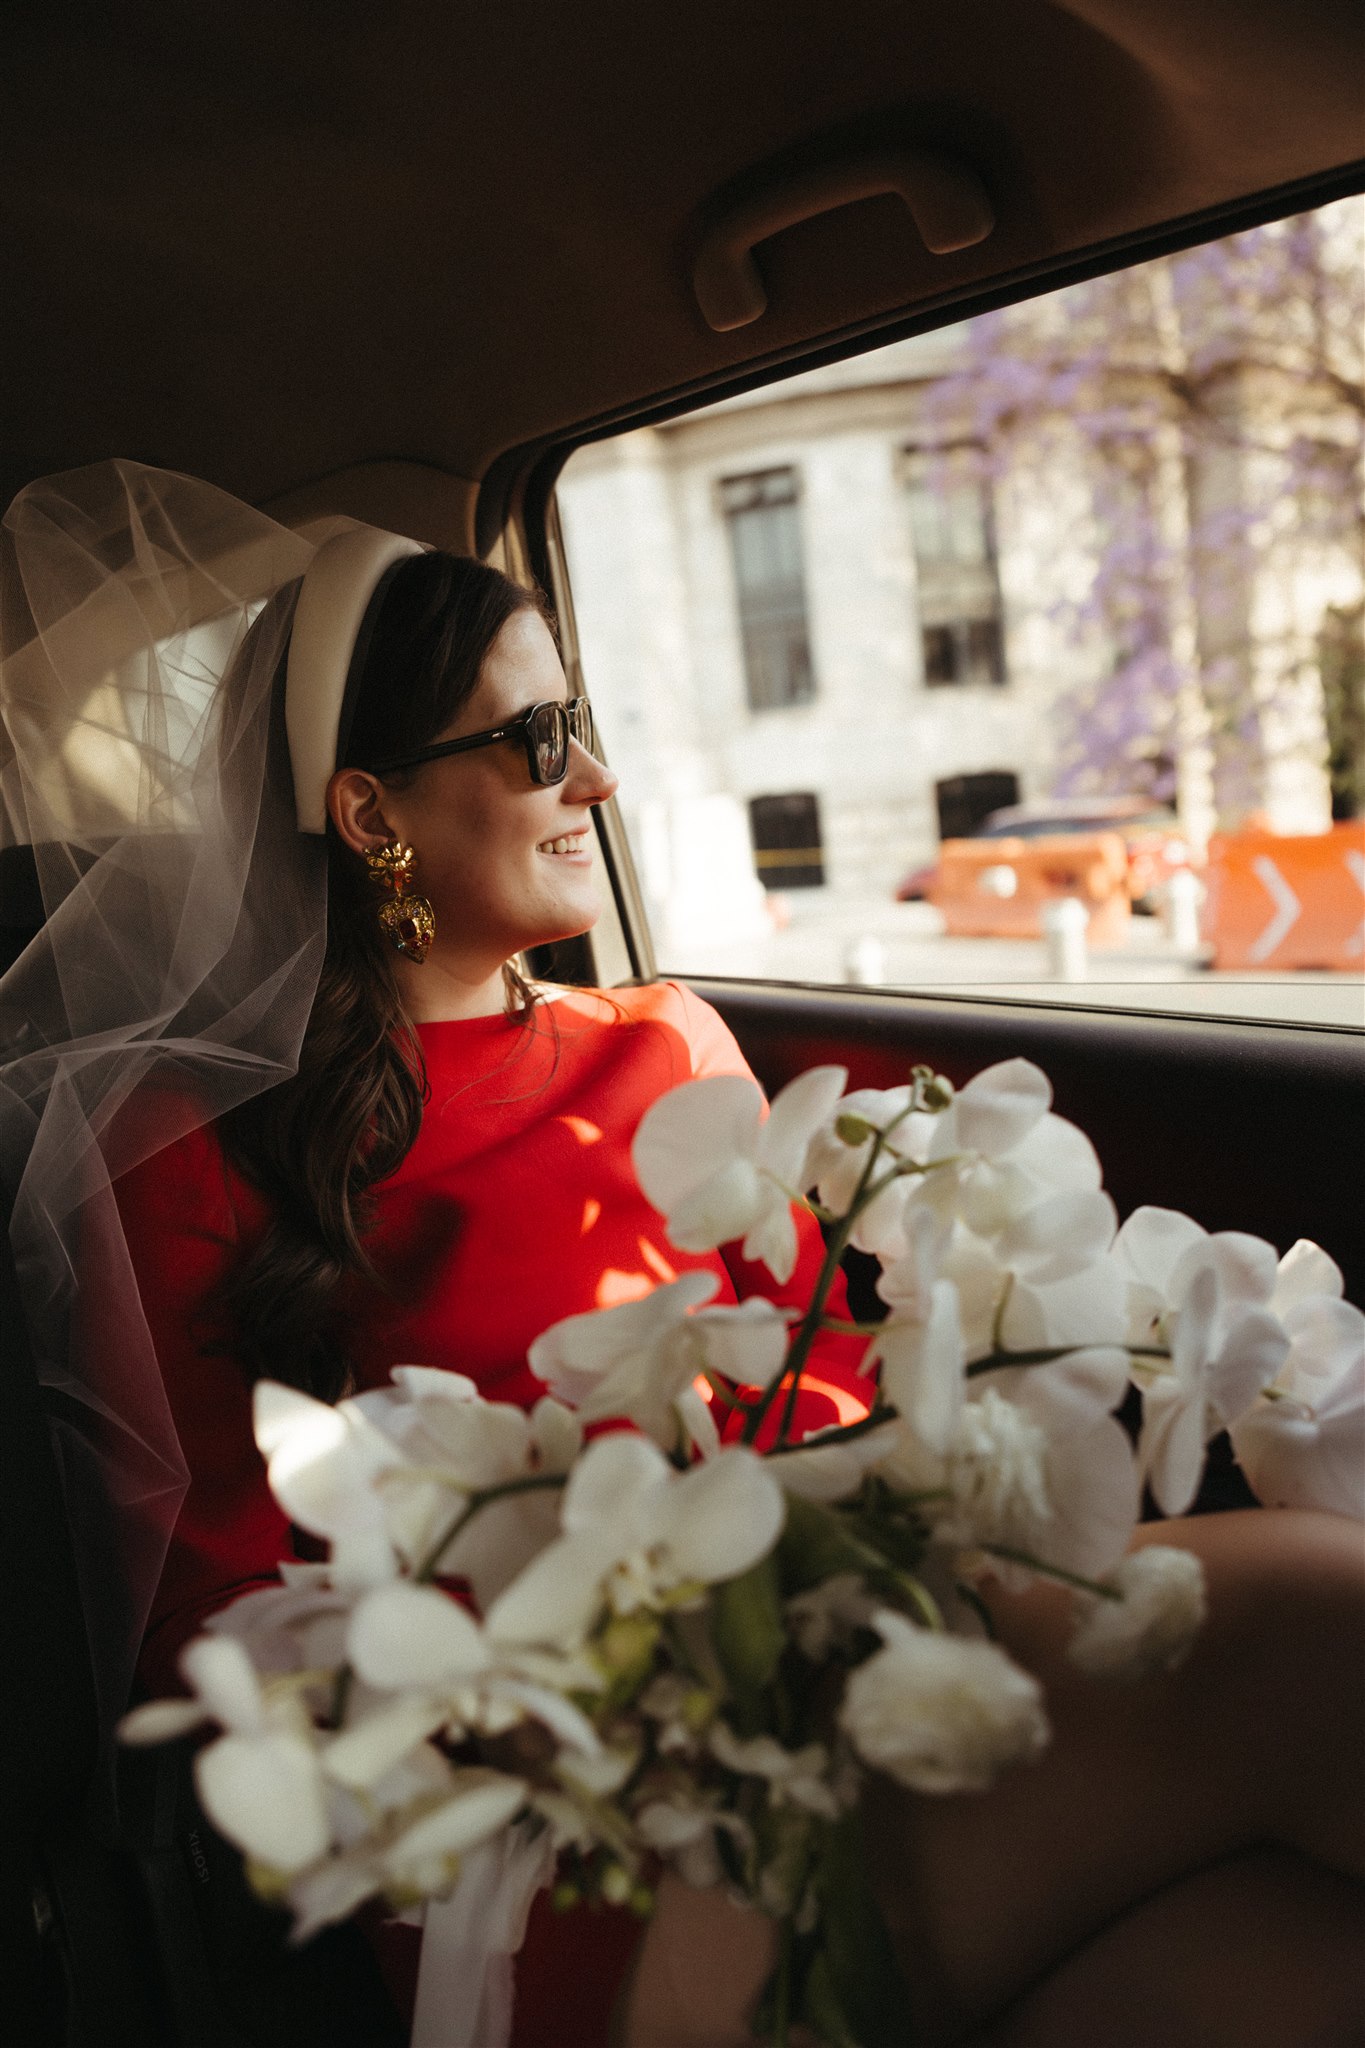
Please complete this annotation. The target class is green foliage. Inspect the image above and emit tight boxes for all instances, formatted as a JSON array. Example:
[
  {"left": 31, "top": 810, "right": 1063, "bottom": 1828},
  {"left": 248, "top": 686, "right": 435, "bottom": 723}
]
[{"left": 710, "top": 1550, "right": 785, "bottom": 1729}]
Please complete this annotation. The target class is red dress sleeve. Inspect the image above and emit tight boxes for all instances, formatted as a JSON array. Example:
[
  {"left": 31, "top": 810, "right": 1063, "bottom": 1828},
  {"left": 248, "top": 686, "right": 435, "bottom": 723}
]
[
  {"left": 114, "top": 1120, "right": 294, "bottom": 1695},
  {"left": 667, "top": 983, "right": 871, "bottom": 1436}
]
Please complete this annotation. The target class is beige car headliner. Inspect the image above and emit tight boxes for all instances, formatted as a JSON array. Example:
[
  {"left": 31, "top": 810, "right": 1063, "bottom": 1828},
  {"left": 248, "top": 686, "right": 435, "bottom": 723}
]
[{"left": 3, "top": 0, "right": 1362, "bottom": 544}]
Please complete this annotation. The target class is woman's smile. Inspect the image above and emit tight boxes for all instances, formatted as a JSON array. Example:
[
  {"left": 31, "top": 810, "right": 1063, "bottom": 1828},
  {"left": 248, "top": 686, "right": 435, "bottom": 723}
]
[{"left": 537, "top": 829, "right": 592, "bottom": 861}]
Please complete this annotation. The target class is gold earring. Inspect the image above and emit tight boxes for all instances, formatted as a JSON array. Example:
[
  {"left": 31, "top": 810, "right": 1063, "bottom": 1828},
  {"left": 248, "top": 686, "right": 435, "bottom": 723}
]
[{"left": 364, "top": 842, "right": 436, "bottom": 963}]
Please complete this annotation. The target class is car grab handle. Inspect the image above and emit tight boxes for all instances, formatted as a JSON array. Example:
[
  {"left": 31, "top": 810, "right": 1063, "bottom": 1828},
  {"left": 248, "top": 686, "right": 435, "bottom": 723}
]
[{"left": 693, "top": 145, "right": 994, "bottom": 332}]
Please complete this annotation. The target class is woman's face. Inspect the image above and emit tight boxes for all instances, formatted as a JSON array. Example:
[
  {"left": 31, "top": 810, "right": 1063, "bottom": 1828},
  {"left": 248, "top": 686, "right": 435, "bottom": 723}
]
[{"left": 376, "top": 608, "right": 619, "bottom": 975}]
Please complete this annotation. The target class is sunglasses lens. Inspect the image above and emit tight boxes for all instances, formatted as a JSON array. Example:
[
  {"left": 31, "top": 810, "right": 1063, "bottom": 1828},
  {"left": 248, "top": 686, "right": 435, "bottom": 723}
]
[
  {"left": 529, "top": 703, "right": 569, "bottom": 783},
  {"left": 568, "top": 698, "right": 595, "bottom": 756}
]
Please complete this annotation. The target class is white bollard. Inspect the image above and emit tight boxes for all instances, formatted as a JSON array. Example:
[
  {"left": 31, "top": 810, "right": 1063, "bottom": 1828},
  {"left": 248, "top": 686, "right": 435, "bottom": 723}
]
[
  {"left": 1164, "top": 867, "right": 1203, "bottom": 953},
  {"left": 1042, "top": 896, "right": 1089, "bottom": 981},
  {"left": 843, "top": 935, "right": 887, "bottom": 986}
]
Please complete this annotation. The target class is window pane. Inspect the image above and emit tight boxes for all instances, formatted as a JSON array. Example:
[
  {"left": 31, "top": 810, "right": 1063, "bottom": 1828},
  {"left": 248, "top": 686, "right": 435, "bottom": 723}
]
[
  {"left": 721, "top": 471, "right": 816, "bottom": 710},
  {"left": 558, "top": 198, "right": 1365, "bottom": 1027}
]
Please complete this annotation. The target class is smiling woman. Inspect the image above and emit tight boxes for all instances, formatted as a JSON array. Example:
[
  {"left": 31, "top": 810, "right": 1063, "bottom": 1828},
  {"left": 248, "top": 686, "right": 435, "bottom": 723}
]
[{"left": 0, "top": 465, "right": 864, "bottom": 2046}]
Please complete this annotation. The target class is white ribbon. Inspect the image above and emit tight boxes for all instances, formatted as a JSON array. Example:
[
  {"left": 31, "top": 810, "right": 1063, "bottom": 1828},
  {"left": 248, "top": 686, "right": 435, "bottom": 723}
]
[{"left": 410, "top": 1826, "right": 555, "bottom": 2048}]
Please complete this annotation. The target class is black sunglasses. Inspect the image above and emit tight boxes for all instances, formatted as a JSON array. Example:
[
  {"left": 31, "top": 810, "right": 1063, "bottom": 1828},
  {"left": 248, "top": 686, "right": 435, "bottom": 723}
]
[{"left": 370, "top": 697, "right": 597, "bottom": 787}]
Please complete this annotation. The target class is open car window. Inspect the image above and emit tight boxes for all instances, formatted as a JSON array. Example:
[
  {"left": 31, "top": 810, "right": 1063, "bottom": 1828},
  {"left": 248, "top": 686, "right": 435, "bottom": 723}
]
[{"left": 557, "top": 197, "right": 1364, "bottom": 1028}]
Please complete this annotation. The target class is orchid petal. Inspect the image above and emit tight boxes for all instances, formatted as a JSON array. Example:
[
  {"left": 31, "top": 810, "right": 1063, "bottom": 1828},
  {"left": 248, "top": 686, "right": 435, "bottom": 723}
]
[
  {"left": 1140, "top": 1381, "right": 1211, "bottom": 1517},
  {"left": 288, "top": 1854, "right": 385, "bottom": 1943},
  {"left": 1281, "top": 1297, "right": 1365, "bottom": 1389},
  {"left": 873, "top": 1280, "right": 965, "bottom": 1456},
  {"left": 383, "top": 1771, "right": 528, "bottom": 1879},
  {"left": 650, "top": 1449, "right": 785, "bottom": 1585},
  {"left": 758, "top": 1065, "right": 848, "bottom": 1188},
  {"left": 1111, "top": 1208, "right": 1207, "bottom": 1293},
  {"left": 484, "top": 1528, "right": 620, "bottom": 1646},
  {"left": 180, "top": 1634, "right": 266, "bottom": 1736},
  {"left": 118, "top": 1698, "right": 210, "bottom": 1745},
  {"left": 951, "top": 1059, "right": 1051, "bottom": 1157},
  {"left": 996, "top": 1189, "right": 1117, "bottom": 1283},
  {"left": 1006, "top": 1113, "right": 1102, "bottom": 1193},
  {"left": 195, "top": 1731, "right": 330, "bottom": 1873},
  {"left": 670, "top": 1158, "right": 766, "bottom": 1253},
  {"left": 324, "top": 1699, "right": 450, "bottom": 1790},
  {"left": 347, "top": 1582, "right": 491, "bottom": 1690},
  {"left": 1000, "top": 1258, "right": 1128, "bottom": 1353},
  {"left": 1273, "top": 1239, "right": 1344, "bottom": 1314},
  {"left": 561, "top": 1431, "right": 670, "bottom": 1535},
  {"left": 633, "top": 1075, "right": 763, "bottom": 1212}
]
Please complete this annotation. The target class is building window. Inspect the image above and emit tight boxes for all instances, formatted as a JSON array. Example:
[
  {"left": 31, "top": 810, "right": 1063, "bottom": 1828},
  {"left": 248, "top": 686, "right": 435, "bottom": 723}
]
[
  {"left": 904, "top": 449, "right": 1007, "bottom": 687},
  {"left": 934, "top": 770, "right": 1020, "bottom": 841},
  {"left": 719, "top": 468, "right": 816, "bottom": 710},
  {"left": 748, "top": 791, "right": 825, "bottom": 889}
]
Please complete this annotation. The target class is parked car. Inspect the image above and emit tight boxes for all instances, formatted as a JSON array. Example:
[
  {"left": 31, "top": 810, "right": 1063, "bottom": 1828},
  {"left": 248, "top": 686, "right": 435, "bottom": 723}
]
[{"left": 896, "top": 796, "right": 1192, "bottom": 910}]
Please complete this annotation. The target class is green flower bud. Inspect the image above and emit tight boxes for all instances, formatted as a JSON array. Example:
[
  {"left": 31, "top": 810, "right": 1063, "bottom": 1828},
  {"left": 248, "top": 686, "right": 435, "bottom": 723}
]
[
  {"left": 600, "top": 1862, "right": 633, "bottom": 1906},
  {"left": 920, "top": 1074, "right": 954, "bottom": 1111},
  {"left": 628, "top": 1883, "right": 656, "bottom": 1918},
  {"left": 551, "top": 1880, "right": 581, "bottom": 1913},
  {"left": 596, "top": 1611, "right": 659, "bottom": 1675},
  {"left": 835, "top": 1112, "right": 874, "bottom": 1146}
]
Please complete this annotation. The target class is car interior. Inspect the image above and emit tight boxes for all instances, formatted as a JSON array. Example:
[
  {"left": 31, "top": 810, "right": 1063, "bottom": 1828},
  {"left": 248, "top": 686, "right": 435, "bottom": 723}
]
[{"left": 2, "top": 4, "right": 1363, "bottom": 2041}]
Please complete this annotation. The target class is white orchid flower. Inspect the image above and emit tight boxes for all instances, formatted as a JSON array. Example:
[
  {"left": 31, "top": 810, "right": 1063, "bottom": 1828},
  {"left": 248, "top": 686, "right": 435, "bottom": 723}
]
[
  {"left": 838, "top": 1609, "right": 1050, "bottom": 1794},
  {"left": 632, "top": 1065, "right": 848, "bottom": 1283},
  {"left": 1229, "top": 1327, "right": 1365, "bottom": 1519},
  {"left": 1136, "top": 1253, "right": 1289, "bottom": 1515},
  {"left": 484, "top": 1434, "right": 785, "bottom": 1649},
  {"left": 530, "top": 1271, "right": 790, "bottom": 1457},
  {"left": 253, "top": 1381, "right": 404, "bottom": 1591},
  {"left": 122, "top": 1635, "right": 331, "bottom": 1874},
  {"left": 908, "top": 1060, "right": 1103, "bottom": 1240},
  {"left": 351, "top": 1370, "right": 582, "bottom": 1609},
  {"left": 319, "top": 1581, "right": 602, "bottom": 1793}
]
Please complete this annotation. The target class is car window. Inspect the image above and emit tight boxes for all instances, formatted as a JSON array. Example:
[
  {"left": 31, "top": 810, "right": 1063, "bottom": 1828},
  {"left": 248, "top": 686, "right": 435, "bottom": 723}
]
[{"left": 559, "top": 199, "right": 1364, "bottom": 1028}]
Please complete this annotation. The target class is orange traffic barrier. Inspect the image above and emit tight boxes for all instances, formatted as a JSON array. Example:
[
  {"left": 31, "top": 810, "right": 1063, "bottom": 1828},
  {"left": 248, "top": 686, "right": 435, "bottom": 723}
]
[
  {"left": 929, "top": 832, "right": 1131, "bottom": 943},
  {"left": 1203, "top": 821, "right": 1365, "bottom": 971}
]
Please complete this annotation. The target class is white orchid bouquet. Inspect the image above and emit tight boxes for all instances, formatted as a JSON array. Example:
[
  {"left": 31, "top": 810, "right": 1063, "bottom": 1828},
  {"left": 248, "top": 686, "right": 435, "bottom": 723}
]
[{"left": 122, "top": 1057, "right": 1365, "bottom": 2048}]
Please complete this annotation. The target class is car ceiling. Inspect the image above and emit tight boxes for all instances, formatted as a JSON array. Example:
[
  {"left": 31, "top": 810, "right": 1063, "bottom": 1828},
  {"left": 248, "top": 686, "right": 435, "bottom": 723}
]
[{"left": 3, "top": 0, "right": 1362, "bottom": 543}]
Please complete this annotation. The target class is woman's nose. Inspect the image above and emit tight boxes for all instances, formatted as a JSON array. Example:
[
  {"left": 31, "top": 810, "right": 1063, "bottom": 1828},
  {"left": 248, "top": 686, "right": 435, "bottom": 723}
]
[{"left": 566, "top": 740, "right": 619, "bottom": 806}]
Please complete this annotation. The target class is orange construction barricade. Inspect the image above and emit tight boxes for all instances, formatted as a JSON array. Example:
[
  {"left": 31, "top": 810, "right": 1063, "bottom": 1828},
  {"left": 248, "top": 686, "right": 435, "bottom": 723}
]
[
  {"left": 1203, "top": 821, "right": 1365, "bottom": 971},
  {"left": 930, "top": 832, "right": 1131, "bottom": 943}
]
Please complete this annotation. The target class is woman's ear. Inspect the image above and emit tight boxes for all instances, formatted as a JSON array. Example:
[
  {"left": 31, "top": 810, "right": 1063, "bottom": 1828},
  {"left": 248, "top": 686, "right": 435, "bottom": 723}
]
[{"left": 326, "top": 768, "right": 399, "bottom": 855}]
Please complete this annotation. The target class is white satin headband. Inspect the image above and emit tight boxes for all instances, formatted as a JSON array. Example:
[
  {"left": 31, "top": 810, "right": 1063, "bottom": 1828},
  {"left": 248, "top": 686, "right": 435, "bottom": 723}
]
[{"left": 285, "top": 525, "right": 426, "bottom": 833}]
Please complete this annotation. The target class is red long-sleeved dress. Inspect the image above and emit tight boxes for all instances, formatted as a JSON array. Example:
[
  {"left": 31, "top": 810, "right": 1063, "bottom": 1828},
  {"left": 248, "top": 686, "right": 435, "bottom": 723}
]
[{"left": 115, "top": 980, "right": 867, "bottom": 2045}]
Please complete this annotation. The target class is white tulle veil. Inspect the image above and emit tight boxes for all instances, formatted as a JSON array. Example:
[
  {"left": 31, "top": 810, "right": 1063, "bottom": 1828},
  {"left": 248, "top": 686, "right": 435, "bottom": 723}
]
[{"left": 0, "top": 460, "right": 334, "bottom": 1743}]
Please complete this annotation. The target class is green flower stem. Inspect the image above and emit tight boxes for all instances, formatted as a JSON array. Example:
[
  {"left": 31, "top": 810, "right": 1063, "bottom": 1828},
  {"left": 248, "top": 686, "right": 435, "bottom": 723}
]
[
  {"left": 413, "top": 1471, "right": 566, "bottom": 1583},
  {"left": 966, "top": 1343, "right": 1170, "bottom": 1376},
  {"left": 762, "top": 1407, "right": 900, "bottom": 1457},
  {"left": 981, "top": 1543, "right": 1122, "bottom": 1600},
  {"left": 745, "top": 1076, "right": 953, "bottom": 1451},
  {"left": 328, "top": 1662, "right": 354, "bottom": 1730}
]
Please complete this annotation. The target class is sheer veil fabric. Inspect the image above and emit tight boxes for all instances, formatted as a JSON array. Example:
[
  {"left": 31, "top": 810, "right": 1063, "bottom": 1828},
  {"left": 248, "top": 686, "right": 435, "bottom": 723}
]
[{"left": 0, "top": 460, "right": 338, "bottom": 1742}]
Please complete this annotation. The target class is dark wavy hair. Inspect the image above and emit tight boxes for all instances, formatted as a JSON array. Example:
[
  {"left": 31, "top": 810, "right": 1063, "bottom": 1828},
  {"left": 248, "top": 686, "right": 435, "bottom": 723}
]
[{"left": 220, "top": 551, "right": 551, "bottom": 1399}]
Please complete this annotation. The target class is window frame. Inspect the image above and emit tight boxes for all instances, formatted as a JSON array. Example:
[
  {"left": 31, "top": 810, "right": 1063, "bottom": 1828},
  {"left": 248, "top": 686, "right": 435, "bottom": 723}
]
[{"left": 507, "top": 161, "right": 1364, "bottom": 1028}]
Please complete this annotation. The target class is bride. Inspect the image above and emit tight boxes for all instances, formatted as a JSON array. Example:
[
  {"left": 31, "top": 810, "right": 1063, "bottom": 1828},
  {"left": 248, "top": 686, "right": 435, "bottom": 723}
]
[{"left": 2, "top": 463, "right": 1361, "bottom": 2048}]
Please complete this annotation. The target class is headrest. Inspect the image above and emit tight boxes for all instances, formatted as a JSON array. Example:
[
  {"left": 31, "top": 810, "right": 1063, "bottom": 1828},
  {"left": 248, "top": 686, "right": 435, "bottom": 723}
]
[{"left": 285, "top": 526, "right": 426, "bottom": 833}]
